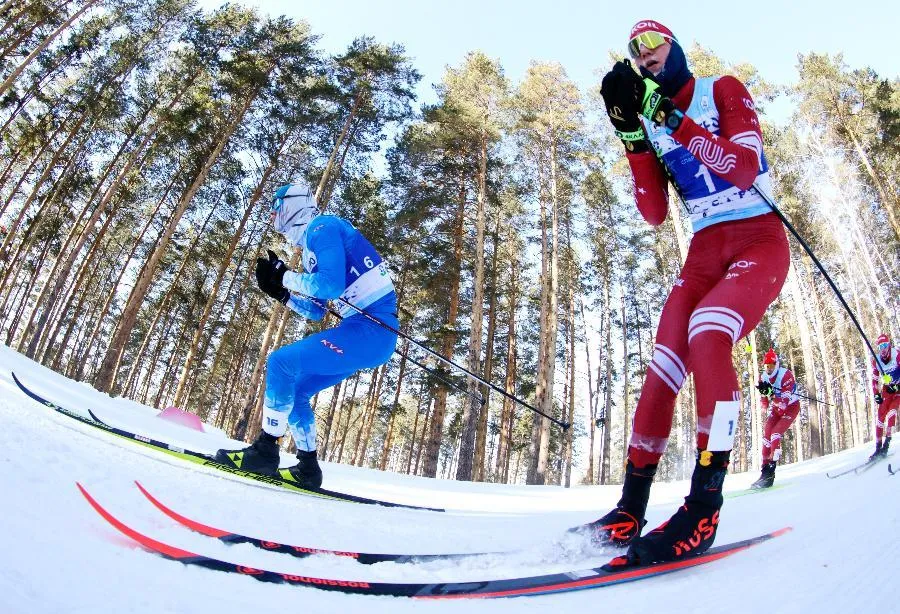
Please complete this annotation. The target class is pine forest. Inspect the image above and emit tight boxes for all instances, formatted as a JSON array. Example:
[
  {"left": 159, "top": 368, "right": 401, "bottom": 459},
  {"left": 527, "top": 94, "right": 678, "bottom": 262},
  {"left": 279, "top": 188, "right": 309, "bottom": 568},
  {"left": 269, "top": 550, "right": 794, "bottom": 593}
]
[{"left": 1, "top": 0, "right": 898, "bottom": 486}]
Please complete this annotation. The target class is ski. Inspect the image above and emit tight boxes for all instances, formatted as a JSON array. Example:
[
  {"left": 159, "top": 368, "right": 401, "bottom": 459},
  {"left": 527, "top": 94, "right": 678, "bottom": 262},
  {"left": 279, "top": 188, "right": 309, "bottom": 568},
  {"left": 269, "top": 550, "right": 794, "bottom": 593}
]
[
  {"left": 725, "top": 482, "right": 788, "bottom": 498},
  {"left": 826, "top": 454, "right": 892, "bottom": 478},
  {"left": 889, "top": 464, "right": 896, "bottom": 476},
  {"left": 134, "top": 480, "right": 487, "bottom": 564},
  {"left": 78, "top": 482, "right": 791, "bottom": 599},
  {"left": 13, "top": 372, "right": 443, "bottom": 512}
]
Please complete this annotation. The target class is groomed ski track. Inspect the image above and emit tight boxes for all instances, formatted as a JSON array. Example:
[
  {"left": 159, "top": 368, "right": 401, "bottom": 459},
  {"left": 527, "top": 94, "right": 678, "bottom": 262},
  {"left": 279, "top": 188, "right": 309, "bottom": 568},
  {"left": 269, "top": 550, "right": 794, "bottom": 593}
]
[{"left": 1, "top": 346, "right": 897, "bottom": 613}]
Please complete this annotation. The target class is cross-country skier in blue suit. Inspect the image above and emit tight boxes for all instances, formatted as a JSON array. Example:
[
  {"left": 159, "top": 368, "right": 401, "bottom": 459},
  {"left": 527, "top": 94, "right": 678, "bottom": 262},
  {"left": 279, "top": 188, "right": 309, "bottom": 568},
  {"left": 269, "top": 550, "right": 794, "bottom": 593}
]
[{"left": 215, "top": 182, "right": 398, "bottom": 488}]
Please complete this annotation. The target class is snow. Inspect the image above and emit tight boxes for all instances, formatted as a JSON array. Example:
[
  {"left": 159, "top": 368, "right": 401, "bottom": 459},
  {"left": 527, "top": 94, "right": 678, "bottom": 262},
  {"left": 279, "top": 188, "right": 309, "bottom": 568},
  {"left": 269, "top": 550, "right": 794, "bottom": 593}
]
[{"left": 0, "top": 344, "right": 897, "bottom": 613}]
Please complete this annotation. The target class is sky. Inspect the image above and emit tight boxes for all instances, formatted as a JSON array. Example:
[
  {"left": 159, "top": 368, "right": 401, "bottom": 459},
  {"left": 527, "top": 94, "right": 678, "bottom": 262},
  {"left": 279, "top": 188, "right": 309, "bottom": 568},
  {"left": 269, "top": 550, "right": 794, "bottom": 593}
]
[{"left": 196, "top": 0, "right": 898, "bottom": 108}]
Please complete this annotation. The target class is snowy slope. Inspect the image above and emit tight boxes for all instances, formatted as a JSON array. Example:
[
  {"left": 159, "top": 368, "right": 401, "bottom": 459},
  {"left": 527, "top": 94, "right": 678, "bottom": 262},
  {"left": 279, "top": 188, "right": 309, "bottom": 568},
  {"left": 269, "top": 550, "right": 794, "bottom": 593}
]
[{"left": 0, "top": 344, "right": 896, "bottom": 613}]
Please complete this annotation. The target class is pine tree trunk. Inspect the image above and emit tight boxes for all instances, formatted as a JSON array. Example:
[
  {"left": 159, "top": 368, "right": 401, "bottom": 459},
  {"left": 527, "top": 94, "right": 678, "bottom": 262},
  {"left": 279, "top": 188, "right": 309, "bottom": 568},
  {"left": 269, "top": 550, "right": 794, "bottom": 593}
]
[
  {"left": 456, "top": 133, "right": 488, "bottom": 481},
  {"left": 422, "top": 178, "right": 465, "bottom": 478},
  {"left": 94, "top": 86, "right": 261, "bottom": 394}
]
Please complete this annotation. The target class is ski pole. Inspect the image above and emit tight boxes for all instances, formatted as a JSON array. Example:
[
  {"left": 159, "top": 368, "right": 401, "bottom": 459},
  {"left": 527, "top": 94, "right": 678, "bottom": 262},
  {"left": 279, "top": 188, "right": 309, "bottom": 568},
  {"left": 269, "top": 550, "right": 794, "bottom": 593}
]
[
  {"left": 300, "top": 295, "right": 485, "bottom": 407},
  {"left": 752, "top": 182, "right": 885, "bottom": 377},
  {"left": 766, "top": 385, "right": 837, "bottom": 407},
  {"left": 297, "top": 292, "right": 570, "bottom": 430}
]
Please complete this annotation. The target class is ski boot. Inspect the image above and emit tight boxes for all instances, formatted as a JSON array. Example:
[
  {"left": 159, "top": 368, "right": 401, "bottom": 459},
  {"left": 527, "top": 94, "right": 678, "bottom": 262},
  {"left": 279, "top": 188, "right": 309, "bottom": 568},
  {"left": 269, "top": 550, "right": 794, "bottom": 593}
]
[
  {"left": 750, "top": 461, "right": 776, "bottom": 489},
  {"left": 880, "top": 436, "right": 891, "bottom": 457},
  {"left": 607, "top": 450, "right": 729, "bottom": 569},
  {"left": 572, "top": 461, "right": 657, "bottom": 547},
  {"left": 278, "top": 449, "right": 323, "bottom": 489},
  {"left": 868, "top": 440, "right": 883, "bottom": 462},
  {"left": 214, "top": 431, "right": 281, "bottom": 476}
]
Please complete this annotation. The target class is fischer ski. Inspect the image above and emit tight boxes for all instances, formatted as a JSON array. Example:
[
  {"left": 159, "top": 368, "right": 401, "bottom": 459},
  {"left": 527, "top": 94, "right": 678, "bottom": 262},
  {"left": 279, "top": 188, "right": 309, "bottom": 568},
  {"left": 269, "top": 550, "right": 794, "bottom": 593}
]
[
  {"left": 78, "top": 482, "right": 791, "bottom": 599},
  {"left": 13, "top": 372, "right": 442, "bottom": 512},
  {"left": 889, "top": 464, "right": 897, "bottom": 476},
  {"left": 134, "top": 480, "right": 486, "bottom": 564}
]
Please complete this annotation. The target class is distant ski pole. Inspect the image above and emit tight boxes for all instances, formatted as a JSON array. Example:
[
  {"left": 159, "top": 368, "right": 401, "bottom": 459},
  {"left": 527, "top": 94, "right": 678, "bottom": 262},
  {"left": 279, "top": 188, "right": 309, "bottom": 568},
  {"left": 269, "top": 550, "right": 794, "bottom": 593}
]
[{"left": 753, "top": 182, "right": 885, "bottom": 375}]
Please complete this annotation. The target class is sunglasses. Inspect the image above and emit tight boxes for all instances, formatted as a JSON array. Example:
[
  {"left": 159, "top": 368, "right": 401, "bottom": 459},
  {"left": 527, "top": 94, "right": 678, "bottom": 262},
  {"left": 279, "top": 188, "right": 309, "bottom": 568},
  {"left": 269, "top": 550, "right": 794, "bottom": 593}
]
[
  {"left": 878, "top": 342, "right": 891, "bottom": 351},
  {"left": 628, "top": 31, "right": 669, "bottom": 58}
]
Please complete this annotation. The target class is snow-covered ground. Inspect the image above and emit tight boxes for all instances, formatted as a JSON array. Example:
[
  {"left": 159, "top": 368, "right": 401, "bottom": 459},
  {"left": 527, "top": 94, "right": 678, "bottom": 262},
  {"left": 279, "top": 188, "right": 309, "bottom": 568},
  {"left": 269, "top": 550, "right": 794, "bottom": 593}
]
[{"left": 0, "top": 344, "right": 896, "bottom": 613}]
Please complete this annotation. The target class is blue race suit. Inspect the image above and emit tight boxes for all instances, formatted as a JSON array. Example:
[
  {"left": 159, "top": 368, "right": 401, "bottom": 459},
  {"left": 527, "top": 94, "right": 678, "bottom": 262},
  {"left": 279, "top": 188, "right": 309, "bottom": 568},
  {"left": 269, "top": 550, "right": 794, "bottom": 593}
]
[{"left": 263, "top": 215, "right": 397, "bottom": 451}]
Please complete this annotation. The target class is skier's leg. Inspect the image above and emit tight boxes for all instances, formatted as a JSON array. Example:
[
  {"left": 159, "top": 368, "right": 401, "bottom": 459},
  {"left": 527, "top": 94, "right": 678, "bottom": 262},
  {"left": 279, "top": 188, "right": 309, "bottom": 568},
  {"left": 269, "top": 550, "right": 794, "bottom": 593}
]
[
  {"left": 761, "top": 411, "right": 778, "bottom": 464},
  {"left": 769, "top": 405, "right": 799, "bottom": 464},
  {"left": 623, "top": 224, "right": 789, "bottom": 565},
  {"left": 274, "top": 315, "right": 397, "bottom": 487},
  {"left": 579, "top": 253, "right": 713, "bottom": 545}
]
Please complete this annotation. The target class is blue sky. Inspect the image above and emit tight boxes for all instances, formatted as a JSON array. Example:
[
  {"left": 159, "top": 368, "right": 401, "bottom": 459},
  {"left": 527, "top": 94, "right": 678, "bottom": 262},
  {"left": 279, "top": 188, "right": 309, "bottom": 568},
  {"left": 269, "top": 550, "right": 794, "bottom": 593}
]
[{"left": 197, "top": 0, "right": 896, "bottom": 108}]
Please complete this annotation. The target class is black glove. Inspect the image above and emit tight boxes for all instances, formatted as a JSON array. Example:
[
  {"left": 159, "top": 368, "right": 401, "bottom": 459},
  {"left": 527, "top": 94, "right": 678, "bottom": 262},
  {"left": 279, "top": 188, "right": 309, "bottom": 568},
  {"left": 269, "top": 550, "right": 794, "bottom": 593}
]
[
  {"left": 600, "top": 61, "right": 648, "bottom": 153},
  {"left": 874, "top": 392, "right": 883, "bottom": 405},
  {"left": 757, "top": 381, "right": 773, "bottom": 396},
  {"left": 255, "top": 249, "right": 290, "bottom": 304}
]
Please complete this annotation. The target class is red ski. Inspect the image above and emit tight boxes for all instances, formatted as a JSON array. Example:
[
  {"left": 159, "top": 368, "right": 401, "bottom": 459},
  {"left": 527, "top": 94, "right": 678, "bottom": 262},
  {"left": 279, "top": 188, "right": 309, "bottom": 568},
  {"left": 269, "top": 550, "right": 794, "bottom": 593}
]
[{"left": 78, "top": 482, "right": 791, "bottom": 599}]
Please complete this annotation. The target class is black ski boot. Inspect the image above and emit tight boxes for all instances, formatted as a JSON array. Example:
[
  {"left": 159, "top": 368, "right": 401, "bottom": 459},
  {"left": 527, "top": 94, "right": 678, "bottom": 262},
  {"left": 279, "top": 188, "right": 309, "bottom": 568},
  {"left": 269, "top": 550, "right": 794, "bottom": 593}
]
[
  {"left": 572, "top": 462, "right": 657, "bottom": 547},
  {"left": 868, "top": 440, "right": 883, "bottom": 462},
  {"left": 750, "top": 461, "right": 776, "bottom": 489},
  {"left": 881, "top": 436, "right": 892, "bottom": 457},
  {"left": 278, "top": 449, "right": 323, "bottom": 489},
  {"left": 214, "top": 431, "right": 281, "bottom": 476},
  {"left": 608, "top": 450, "right": 729, "bottom": 568}
]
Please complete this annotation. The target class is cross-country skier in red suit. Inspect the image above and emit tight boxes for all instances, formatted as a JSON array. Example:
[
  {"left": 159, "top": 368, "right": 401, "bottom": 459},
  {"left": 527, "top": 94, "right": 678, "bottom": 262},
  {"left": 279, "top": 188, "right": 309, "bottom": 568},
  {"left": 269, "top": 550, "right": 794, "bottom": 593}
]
[
  {"left": 751, "top": 349, "right": 800, "bottom": 489},
  {"left": 869, "top": 334, "right": 900, "bottom": 460},
  {"left": 580, "top": 20, "right": 790, "bottom": 567}
]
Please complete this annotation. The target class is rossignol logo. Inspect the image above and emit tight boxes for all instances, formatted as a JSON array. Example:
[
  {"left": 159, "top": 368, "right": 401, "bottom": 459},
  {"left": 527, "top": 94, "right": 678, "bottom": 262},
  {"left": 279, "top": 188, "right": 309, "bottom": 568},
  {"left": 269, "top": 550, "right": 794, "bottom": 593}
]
[
  {"left": 291, "top": 545, "right": 360, "bottom": 558},
  {"left": 279, "top": 574, "right": 370, "bottom": 587}
]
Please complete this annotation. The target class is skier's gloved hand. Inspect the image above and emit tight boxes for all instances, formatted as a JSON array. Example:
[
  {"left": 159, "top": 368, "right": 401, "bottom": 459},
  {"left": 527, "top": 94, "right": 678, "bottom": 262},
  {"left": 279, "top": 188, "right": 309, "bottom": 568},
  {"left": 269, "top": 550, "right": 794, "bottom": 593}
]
[
  {"left": 600, "top": 61, "right": 648, "bottom": 153},
  {"left": 757, "top": 381, "right": 773, "bottom": 396},
  {"left": 637, "top": 77, "right": 682, "bottom": 132},
  {"left": 255, "top": 249, "right": 290, "bottom": 304},
  {"left": 874, "top": 392, "right": 883, "bottom": 405}
]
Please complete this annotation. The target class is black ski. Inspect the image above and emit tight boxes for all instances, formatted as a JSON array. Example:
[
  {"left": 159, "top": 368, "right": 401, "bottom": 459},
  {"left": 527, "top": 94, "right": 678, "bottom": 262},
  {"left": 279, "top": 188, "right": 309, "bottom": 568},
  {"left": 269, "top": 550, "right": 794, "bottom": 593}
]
[
  {"left": 134, "top": 480, "right": 489, "bottom": 564},
  {"left": 12, "top": 372, "right": 443, "bottom": 512},
  {"left": 77, "top": 482, "right": 791, "bottom": 599}
]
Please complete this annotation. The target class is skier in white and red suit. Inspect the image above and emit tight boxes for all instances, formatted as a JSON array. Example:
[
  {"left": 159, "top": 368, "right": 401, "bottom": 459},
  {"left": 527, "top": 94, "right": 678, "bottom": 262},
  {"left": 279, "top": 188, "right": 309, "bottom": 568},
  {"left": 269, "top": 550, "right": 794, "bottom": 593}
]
[
  {"left": 751, "top": 349, "right": 800, "bottom": 489},
  {"left": 582, "top": 20, "right": 790, "bottom": 567},
  {"left": 869, "top": 334, "right": 900, "bottom": 460}
]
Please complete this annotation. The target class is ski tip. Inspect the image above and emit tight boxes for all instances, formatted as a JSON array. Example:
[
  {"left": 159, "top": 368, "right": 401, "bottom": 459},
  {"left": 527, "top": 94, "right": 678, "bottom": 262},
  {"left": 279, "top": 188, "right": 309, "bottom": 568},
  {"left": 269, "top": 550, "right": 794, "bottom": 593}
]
[
  {"left": 771, "top": 526, "right": 793, "bottom": 538},
  {"left": 76, "top": 481, "right": 199, "bottom": 560}
]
